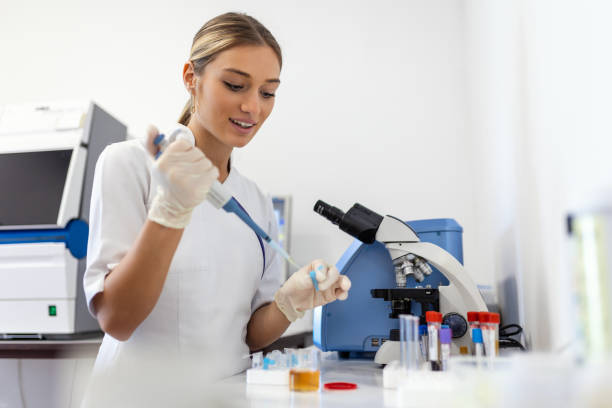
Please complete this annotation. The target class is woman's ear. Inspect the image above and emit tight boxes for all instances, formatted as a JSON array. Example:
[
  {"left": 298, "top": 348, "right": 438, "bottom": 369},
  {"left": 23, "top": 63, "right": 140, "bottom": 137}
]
[{"left": 182, "top": 62, "right": 197, "bottom": 95}]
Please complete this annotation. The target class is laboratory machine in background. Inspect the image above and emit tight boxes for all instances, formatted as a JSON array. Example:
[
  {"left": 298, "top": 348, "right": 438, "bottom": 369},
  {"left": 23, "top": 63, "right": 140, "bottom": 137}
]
[
  {"left": 0, "top": 101, "right": 126, "bottom": 338},
  {"left": 272, "top": 195, "right": 292, "bottom": 280},
  {"left": 312, "top": 201, "right": 487, "bottom": 363},
  {"left": 568, "top": 210, "right": 612, "bottom": 359}
]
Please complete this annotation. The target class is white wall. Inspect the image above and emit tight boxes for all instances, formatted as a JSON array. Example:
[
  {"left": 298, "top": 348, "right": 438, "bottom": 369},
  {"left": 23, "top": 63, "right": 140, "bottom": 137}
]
[
  {"left": 517, "top": 0, "right": 612, "bottom": 351},
  {"left": 0, "top": 0, "right": 482, "bottom": 282},
  {"left": 465, "top": 0, "right": 612, "bottom": 351},
  {"left": 464, "top": 0, "right": 525, "bottom": 342}
]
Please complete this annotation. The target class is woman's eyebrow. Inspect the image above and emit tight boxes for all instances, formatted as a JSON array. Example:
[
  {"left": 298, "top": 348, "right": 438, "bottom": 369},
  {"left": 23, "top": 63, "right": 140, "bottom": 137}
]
[{"left": 224, "top": 68, "right": 281, "bottom": 83}]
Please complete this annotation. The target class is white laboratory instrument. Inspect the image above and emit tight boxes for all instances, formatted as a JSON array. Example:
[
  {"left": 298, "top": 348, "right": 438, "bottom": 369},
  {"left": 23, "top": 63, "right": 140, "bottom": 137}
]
[{"left": 0, "top": 101, "right": 126, "bottom": 338}]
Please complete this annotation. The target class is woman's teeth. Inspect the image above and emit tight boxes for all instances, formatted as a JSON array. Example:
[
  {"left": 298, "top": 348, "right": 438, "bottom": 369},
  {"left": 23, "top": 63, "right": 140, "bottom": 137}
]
[{"left": 230, "top": 118, "right": 254, "bottom": 128}]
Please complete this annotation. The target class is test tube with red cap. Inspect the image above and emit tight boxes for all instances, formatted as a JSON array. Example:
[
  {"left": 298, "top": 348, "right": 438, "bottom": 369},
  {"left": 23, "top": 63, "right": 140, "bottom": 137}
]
[
  {"left": 425, "top": 311, "right": 442, "bottom": 368},
  {"left": 484, "top": 312, "right": 500, "bottom": 356},
  {"left": 467, "top": 311, "right": 480, "bottom": 354},
  {"left": 467, "top": 311, "right": 480, "bottom": 339},
  {"left": 479, "top": 312, "right": 499, "bottom": 357}
]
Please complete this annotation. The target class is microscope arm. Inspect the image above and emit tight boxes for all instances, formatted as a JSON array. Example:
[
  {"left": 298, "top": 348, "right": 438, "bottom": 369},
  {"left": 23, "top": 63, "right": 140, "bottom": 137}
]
[
  {"left": 374, "top": 215, "right": 420, "bottom": 243},
  {"left": 385, "top": 241, "right": 487, "bottom": 311}
]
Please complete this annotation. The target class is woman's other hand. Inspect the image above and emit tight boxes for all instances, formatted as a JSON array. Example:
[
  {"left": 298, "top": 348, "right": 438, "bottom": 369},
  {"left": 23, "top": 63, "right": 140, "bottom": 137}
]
[{"left": 274, "top": 259, "right": 351, "bottom": 322}]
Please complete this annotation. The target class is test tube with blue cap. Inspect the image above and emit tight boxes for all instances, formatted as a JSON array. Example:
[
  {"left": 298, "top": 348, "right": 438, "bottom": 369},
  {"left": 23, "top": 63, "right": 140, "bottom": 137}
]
[
  {"left": 472, "top": 327, "right": 484, "bottom": 368},
  {"left": 152, "top": 125, "right": 300, "bottom": 270}
]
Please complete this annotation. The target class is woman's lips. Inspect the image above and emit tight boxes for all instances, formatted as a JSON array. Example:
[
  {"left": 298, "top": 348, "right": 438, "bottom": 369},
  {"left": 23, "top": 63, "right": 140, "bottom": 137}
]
[{"left": 228, "top": 118, "right": 256, "bottom": 134}]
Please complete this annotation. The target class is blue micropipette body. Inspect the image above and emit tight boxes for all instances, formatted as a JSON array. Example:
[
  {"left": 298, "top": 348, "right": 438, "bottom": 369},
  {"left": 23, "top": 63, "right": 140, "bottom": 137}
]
[{"left": 153, "top": 132, "right": 299, "bottom": 270}]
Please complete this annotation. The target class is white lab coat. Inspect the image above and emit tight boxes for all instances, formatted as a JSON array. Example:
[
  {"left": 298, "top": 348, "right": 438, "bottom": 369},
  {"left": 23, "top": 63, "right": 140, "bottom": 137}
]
[{"left": 83, "top": 138, "right": 284, "bottom": 382}]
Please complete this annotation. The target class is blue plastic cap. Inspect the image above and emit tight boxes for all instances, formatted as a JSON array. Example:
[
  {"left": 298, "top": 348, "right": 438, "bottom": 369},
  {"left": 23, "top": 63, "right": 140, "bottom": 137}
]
[
  {"left": 472, "top": 328, "right": 483, "bottom": 343},
  {"left": 419, "top": 325, "right": 427, "bottom": 336},
  {"left": 263, "top": 357, "right": 273, "bottom": 370}
]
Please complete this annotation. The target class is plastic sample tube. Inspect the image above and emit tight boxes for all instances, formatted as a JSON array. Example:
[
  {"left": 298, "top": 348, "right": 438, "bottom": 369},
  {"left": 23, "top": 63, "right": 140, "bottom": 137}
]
[
  {"left": 399, "top": 315, "right": 420, "bottom": 372},
  {"left": 479, "top": 312, "right": 495, "bottom": 357},
  {"left": 467, "top": 311, "right": 480, "bottom": 339},
  {"left": 439, "top": 328, "right": 452, "bottom": 371},
  {"left": 418, "top": 324, "right": 428, "bottom": 361},
  {"left": 490, "top": 312, "right": 500, "bottom": 356},
  {"left": 426, "top": 311, "right": 442, "bottom": 369},
  {"left": 251, "top": 351, "right": 264, "bottom": 369},
  {"left": 472, "top": 328, "right": 484, "bottom": 368}
]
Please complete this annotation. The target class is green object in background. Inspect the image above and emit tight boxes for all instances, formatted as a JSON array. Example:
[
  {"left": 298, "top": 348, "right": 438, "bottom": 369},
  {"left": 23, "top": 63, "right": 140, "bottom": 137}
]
[
  {"left": 571, "top": 213, "right": 612, "bottom": 358},
  {"left": 48, "top": 305, "right": 57, "bottom": 317}
]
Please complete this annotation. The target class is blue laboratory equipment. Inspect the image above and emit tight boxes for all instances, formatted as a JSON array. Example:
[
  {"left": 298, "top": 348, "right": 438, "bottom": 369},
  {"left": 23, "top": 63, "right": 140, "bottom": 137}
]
[
  {"left": 153, "top": 126, "right": 299, "bottom": 270},
  {"left": 313, "top": 218, "right": 464, "bottom": 357},
  {"left": 312, "top": 200, "right": 488, "bottom": 363}
]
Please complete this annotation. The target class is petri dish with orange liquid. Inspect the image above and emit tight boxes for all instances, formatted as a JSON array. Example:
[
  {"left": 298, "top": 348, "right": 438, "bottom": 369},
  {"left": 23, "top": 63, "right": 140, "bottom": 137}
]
[{"left": 289, "top": 368, "right": 320, "bottom": 391}]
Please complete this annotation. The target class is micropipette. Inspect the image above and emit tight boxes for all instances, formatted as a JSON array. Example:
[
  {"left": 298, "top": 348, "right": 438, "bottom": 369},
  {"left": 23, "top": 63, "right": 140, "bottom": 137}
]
[{"left": 152, "top": 125, "right": 300, "bottom": 270}]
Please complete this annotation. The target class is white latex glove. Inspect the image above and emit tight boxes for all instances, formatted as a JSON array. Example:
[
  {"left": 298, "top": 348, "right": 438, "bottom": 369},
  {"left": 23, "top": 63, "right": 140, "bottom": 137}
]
[
  {"left": 274, "top": 259, "right": 352, "bottom": 322},
  {"left": 145, "top": 125, "right": 219, "bottom": 229}
]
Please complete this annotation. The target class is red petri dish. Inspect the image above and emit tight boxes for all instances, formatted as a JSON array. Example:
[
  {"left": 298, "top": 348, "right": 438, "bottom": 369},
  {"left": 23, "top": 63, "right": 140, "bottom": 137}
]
[{"left": 324, "top": 382, "right": 357, "bottom": 390}]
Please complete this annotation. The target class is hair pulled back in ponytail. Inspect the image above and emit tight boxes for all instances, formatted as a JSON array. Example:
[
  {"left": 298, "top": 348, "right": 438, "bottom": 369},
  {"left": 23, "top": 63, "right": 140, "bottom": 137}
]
[{"left": 178, "top": 12, "right": 282, "bottom": 126}]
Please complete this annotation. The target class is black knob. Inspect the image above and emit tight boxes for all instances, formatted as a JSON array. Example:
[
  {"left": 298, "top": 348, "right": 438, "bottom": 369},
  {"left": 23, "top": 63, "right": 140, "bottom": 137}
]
[{"left": 442, "top": 312, "right": 468, "bottom": 338}]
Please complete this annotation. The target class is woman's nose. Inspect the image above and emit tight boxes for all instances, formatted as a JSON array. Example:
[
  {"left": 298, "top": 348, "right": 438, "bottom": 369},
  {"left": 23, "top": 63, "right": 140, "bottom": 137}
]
[{"left": 240, "top": 91, "right": 261, "bottom": 116}]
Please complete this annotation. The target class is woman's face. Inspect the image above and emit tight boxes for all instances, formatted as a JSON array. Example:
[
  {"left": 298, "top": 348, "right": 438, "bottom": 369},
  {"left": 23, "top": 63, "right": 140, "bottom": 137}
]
[{"left": 188, "top": 45, "right": 281, "bottom": 149}]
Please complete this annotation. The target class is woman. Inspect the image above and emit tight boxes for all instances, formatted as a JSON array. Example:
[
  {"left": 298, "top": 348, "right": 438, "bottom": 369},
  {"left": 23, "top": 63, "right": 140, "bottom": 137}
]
[{"left": 83, "top": 12, "right": 351, "bottom": 385}]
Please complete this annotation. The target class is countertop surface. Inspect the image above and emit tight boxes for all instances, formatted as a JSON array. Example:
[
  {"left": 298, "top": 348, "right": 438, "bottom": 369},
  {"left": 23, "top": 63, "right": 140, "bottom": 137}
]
[{"left": 215, "top": 359, "right": 396, "bottom": 408}]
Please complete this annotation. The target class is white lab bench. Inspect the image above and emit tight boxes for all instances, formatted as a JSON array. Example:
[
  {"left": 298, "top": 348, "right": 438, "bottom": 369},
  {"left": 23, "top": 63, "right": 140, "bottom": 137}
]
[
  {"left": 216, "top": 359, "right": 394, "bottom": 408},
  {"left": 0, "top": 325, "right": 315, "bottom": 408}
]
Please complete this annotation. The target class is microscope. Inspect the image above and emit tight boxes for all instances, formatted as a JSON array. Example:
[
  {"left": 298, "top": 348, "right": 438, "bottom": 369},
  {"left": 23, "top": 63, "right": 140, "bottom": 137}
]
[{"left": 313, "top": 201, "right": 487, "bottom": 363}]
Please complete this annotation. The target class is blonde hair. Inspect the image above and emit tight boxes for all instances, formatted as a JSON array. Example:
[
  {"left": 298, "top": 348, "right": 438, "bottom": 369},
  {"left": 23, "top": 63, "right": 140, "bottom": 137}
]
[{"left": 178, "top": 12, "right": 282, "bottom": 126}]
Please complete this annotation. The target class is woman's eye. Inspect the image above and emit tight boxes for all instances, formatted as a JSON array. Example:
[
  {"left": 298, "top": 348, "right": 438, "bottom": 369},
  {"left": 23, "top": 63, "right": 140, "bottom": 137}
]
[
  {"left": 224, "top": 81, "right": 243, "bottom": 91},
  {"left": 261, "top": 91, "right": 276, "bottom": 99}
]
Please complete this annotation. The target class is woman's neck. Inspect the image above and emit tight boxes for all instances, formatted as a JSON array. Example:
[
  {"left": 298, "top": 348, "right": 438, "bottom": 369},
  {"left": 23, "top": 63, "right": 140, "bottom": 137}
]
[{"left": 187, "top": 121, "right": 232, "bottom": 182}]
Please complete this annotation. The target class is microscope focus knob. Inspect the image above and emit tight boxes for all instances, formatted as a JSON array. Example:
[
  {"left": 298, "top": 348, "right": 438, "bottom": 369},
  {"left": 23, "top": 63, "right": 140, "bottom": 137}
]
[{"left": 442, "top": 312, "right": 468, "bottom": 338}]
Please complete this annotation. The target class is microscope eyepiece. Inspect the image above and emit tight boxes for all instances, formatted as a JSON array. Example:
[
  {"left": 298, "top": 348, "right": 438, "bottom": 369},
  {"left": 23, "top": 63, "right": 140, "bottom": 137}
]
[
  {"left": 314, "top": 200, "right": 384, "bottom": 244},
  {"left": 314, "top": 200, "right": 345, "bottom": 226}
]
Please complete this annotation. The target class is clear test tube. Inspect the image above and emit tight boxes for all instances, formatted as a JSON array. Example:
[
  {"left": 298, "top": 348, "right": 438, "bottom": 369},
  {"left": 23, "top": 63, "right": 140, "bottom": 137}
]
[
  {"left": 251, "top": 351, "right": 263, "bottom": 369},
  {"left": 479, "top": 312, "right": 494, "bottom": 357},
  {"left": 418, "top": 324, "right": 428, "bottom": 362},
  {"left": 439, "top": 328, "right": 452, "bottom": 371},
  {"left": 399, "top": 314, "right": 420, "bottom": 372},
  {"left": 425, "top": 311, "right": 442, "bottom": 370},
  {"left": 489, "top": 312, "right": 500, "bottom": 356}
]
